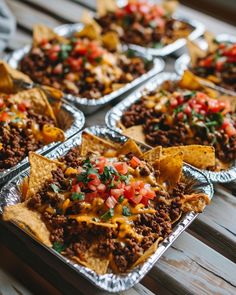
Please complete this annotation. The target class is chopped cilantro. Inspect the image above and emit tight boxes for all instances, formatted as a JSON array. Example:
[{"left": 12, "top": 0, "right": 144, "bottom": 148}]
[
  {"left": 118, "top": 195, "right": 124, "bottom": 203},
  {"left": 50, "top": 183, "right": 60, "bottom": 193},
  {"left": 126, "top": 48, "right": 136, "bottom": 58},
  {"left": 122, "top": 206, "right": 132, "bottom": 216},
  {"left": 101, "top": 166, "right": 118, "bottom": 182},
  {"left": 94, "top": 56, "right": 102, "bottom": 63},
  {"left": 77, "top": 172, "right": 89, "bottom": 184},
  {"left": 71, "top": 192, "right": 85, "bottom": 201},
  {"left": 12, "top": 117, "right": 21, "bottom": 123},
  {"left": 101, "top": 208, "right": 114, "bottom": 221},
  {"left": 82, "top": 158, "right": 93, "bottom": 169},
  {"left": 173, "top": 105, "right": 183, "bottom": 114},
  {"left": 119, "top": 174, "right": 130, "bottom": 185},
  {"left": 53, "top": 242, "right": 66, "bottom": 253}
]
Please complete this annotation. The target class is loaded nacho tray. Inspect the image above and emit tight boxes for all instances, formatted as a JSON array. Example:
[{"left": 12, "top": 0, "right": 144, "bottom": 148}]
[
  {"left": 0, "top": 61, "right": 84, "bottom": 184},
  {"left": 0, "top": 126, "right": 213, "bottom": 292}
]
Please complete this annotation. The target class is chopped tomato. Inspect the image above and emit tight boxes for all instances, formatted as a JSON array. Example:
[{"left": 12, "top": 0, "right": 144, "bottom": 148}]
[
  {"left": 0, "top": 98, "right": 4, "bottom": 108},
  {"left": 88, "top": 184, "right": 97, "bottom": 191},
  {"left": 141, "top": 196, "right": 149, "bottom": 206},
  {"left": 17, "top": 102, "right": 27, "bottom": 112},
  {"left": 177, "top": 112, "right": 184, "bottom": 120},
  {"left": 48, "top": 52, "right": 58, "bottom": 61},
  {"left": 130, "top": 194, "right": 143, "bottom": 204},
  {"left": 88, "top": 173, "right": 101, "bottom": 186},
  {"left": 74, "top": 43, "right": 87, "bottom": 55},
  {"left": 72, "top": 184, "right": 81, "bottom": 193},
  {"left": 113, "top": 162, "right": 128, "bottom": 174},
  {"left": 130, "top": 156, "right": 141, "bottom": 168},
  {"left": 53, "top": 63, "right": 63, "bottom": 74},
  {"left": 97, "top": 183, "right": 106, "bottom": 192},
  {"left": 199, "top": 56, "right": 213, "bottom": 67},
  {"left": 170, "top": 98, "right": 178, "bottom": 107},
  {"left": 183, "top": 105, "right": 192, "bottom": 115},
  {"left": 51, "top": 44, "right": 61, "bottom": 52},
  {"left": 225, "top": 125, "right": 236, "bottom": 137},
  {"left": 0, "top": 112, "right": 9, "bottom": 122},
  {"left": 96, "top": 157, "right": 106, "bottom": 173},
  {"left": 145, "top": 189, "right": 156, "bottom": 200},
  {"left": 86, "top": 192, "right": 97, "bottom": 201},
  {"left": 110, "top": 188, "right": 124, "bottom": 200},
  {"left": 124, "top": 185, "right": 135, "bottom": 199},
  {"left": 105, "top": 196, "right": 117, "bottom": 208}
]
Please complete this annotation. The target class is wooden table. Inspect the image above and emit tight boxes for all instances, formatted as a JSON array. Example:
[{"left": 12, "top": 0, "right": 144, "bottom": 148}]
[{"left": 0, "top": 1, "right": 236, "bottom": 294}]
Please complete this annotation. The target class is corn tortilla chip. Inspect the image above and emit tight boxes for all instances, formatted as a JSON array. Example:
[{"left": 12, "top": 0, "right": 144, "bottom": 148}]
[
  {"left": 178, "top": 70, "right": 202, "bottom": 90},
  {"left": 162, "top": 145, "right": 215, "bottom": 169},
  {"left": 181, "top": 193, "right": 210, "bottom": 213},
  {"left": 131, "top": 237, "right": 163, "bottom": 269},
  {"left": 204, "top": 31, "right": 218, "bottom": 53},
  {"left": 80, "top": 132, "right": 117, "bottom": 157},
  {"left": 0, "top": 63, "right": 14, "bottom": 93},
  {"left": 33, "top": 24, "right": 67, "bottom": 46},
  {"left": 187, "top": 39, "right": 206, "bottom": 66},
  {"left": 101, "top": 31, "right": 120, "bottom": 51},
  {"left": 162, "top": 0, "right": 179, "bottom": 14},
  {"left": 72, "top": 244, "right": 109, "bottom": 274},
  {"left": 122, "top": 125, "right": 146, "bottom": 144},
  {"left": 118, "top": 139, "right": 143, "bottom": 157},
  {"left": 143, "top": 146, "right": 162, "bottom": 165},
  {"left": 159, "top": 152, "right": 183, "bottom": 188},
  {"left": 97, "top": 0, "right": 117, "bottom": 17},
  {"left": 3, "top": 202, "right": 52, "bottom": 247},
  {"left": 27, "top": 152, "right": 60, "bottom": 199}
]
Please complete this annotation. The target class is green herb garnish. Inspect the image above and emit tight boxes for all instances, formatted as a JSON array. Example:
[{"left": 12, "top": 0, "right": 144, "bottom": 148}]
[
  {"left": 122, "top": 206, "right": 132, "bottom": 216},
  {"left": 118, "top": 195, "right": 124, "bottom": 203},
  {"left": 101, "top": 208, "right": 114, "bottom": 221},
  {"left": 71, "top": 192, "right": 85, "bottom": 201},
  {"left": 53, "top": 242, "right": 66, "bottom": 253},
  {"left": 50, "top": 183, "right": 60, "bottom": 193}
]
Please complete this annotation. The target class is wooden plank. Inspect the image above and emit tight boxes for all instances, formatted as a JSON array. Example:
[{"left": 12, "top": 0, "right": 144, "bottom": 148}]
[
  {"left": 20, "top": 0, "right": 85, "bottom": 23},
  {"left": 6, "top": 0, "right": 61, "bottom": 31},
  {"left": 190, "top": 184, "right": 236, "bottom": 261},
  {"left": 152, "top": 232, "right": 236, "bottom": 295}
]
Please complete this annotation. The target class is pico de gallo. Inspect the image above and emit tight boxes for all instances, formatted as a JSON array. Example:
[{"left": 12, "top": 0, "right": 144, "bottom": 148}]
[
  {"left": 20, "top": 36, "right": 151, "bottom": 99},
  {"left": 96, "top": 0, "right": 193, "bottom": 48},
  {"left": 192, "top": 41, "right": 236, "bottom": 92},
  {"left": 0, "top": 91, "right": 64, "bottom": 171},
  {"left": 121, "top": 83, "right": 236, "bottom": 169}
]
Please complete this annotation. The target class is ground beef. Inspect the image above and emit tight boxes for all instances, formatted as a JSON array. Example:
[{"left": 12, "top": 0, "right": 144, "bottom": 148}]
[{"left": 61, "top": 147, "right": 83, "bottom": 168}]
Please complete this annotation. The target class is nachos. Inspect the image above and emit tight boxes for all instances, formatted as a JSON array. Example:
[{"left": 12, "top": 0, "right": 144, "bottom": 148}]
[
  {"left": 120, "top": 71, "right": 235, "bottom": 170},
  {"left": 19, "top": 24, "right": 152, "bottom": 99},
  {"left": 0, "top": 62, "right": 65, "bottom": 171},
  {"left": 187, "top": 32, "right": 236, "bottom": 92},
  {"left": 3, "top": 132, "right": 210, "bottom": 274},
  {"left": 95, "top": 0, "right": 193, "bottom": 48}
]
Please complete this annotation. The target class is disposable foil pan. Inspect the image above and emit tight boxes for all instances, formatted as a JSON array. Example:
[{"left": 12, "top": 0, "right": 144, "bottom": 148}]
[
  {"left": 5, "top": 23, "right": 165, "bottom": 115},
  {"left": 0, "top": 101, "right": 85, "bottom": 185},
  {"left": 0, "top": 126, "right": 213, "bottom": 292},
  {"left": 175, "top": 34, "right": 236, "bottom": 77},
  {"left": 124, "top": 16, "right": 205, "bottom": 56},
  {"left": 105, "top": 72, "right": 236, "bottom": 183}
]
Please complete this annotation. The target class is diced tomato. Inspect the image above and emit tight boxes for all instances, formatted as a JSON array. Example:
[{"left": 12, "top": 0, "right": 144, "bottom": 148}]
[
  {"left": 133, "top": 181, "right": 145, "bottom": 190},
  {"left": 113, "top": 162, "right": 128, "bottom": 174},
  {"left": 40, "top": 38, "right": 48, "bottom": 46},
  {"left": 145, "top": 189, "right": 156, "bottom": 200},
  {"left": 85, "top": 192, "right": 97, "bottom": 201},
  {"left": 0, "top": 98, "right": 4, "bottom": 108},
  {"left": 66, "top": 73, "right": 76, "bottom": 81},
  {"left": 105, "top": 196, "right": 117, "bottom": 208},
  {"left": 141, "top": 196, "right": 149, "bottom": 206},
  {"left": 130, "top": 156, "right": 141, "bottom": 168},
  {"left": 0, "top": 112, "right": 9, "bottom": 122},
  {"left": 74, "top": 43, "right": 87, "bottom": 55},
  {"left": 53, "top": 63, "right": 63, "bottom": 74},
  {"left": 97, "top": 183, "right": 106, "bottom": 193},
  {"left": 110, "top": 188, "right": 124, "bottom": 200},
  {"left": 17, "top": 102, "right": 27, "bottom": 112},
  {"left": 124, "top": 185, "right": 135, "bottom": 199},
  {"left": 67, "top": 57, "right": 83, "bottom": 71},
  {"left": 221, "top": 118, "right": 230, "bottom": 129},
  {"left": 199, "top": 56, "right": 213, "bottom": 67},
  {"left": 177, "top": 112, "right": 184, "bottom": 120},
  {"left": 216, "top": 60, "right": 224, "bottom": 71},
  {"left": 88, "top": 173, "right": 101, "bottom": 186},
  {"left": 116, "top": 182, "right": 125, "bottom": 189},
  {"left": 170, "top": 98, "right": 178, "bottom": 107},
  {"left": 130, "top": 194, "right": 143, "bottom": 205},
  {"left": 183, "top": 104, "right": 192, "bottom": 115},
  {"left": 96, "top": 157, "right": 106, "bottom": 173},
  {"left": 72, "top": 184, "right": 81, "bottom": 193},
  {"left": 176, "top": 95, "right": 184, "bottom": 104},
  {"left": 125, "top": 3, "right": 137, "bottom": 13},
  {"left": 225, "top": 125, "right": 236, "bottom": 137},
  {"left": 88, "top": 184, "right": 97, "bottom": 191},
  {"left": 48, "top": 52, "right": 58, "bottom": 61}
]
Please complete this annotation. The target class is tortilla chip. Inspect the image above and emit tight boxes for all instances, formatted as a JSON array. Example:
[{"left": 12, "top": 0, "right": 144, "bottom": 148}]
[
  {"left": 101, "top": 32, "right": 120, "bottom": 51},
  {"left": 97, "top": 0, "right": 117, "bottom": 17},
  {"left": 143, "top": 146, "right": 162, "bottom": 165},
  {"left": 162, "top": 0, "right": 179, "bottom": 14},
  {"left": 117, "top": 139, "right": 143, "bottom": 157},
  {"left": 187, "top": 39, "right": 206, "bottom": 66},
  {"left": 0, "top": 63, "right": 14, "bottom": 93},
  {"left": 178, "top": 70, "right": 202, "bottom": 90},
  {"left": 131, "top": 237, "right": 163, "bottom": 269},
  {"left": 159, "top": 152, "right": 183, "bottom": 188},
  {"left": 122, "top": 125, "right": 146, "bottom": 144},
  {"left": 162, "top": 145, "right": 215, "bottom": 169},
  {"left": 11, "top": 88, "right": 57, "bottom": 123},
  {"left": 80, "top": 132, "right": 117, "bottom": 157},
  {"left": 33, "top": 24, "right": 67, "bottom": 46},
  {"left": 72, "top": 244, "right": 109, "bottom": 274},
  {"left": 3, "top": 202, "right": 52, "bottom": 247},
  {"left": 42, "top": 124, "right": 65, "bottom": 144},
  {"left": 181, "top": 193, "right": 210, "bottom": 213},
  {"left": 27, "top": 152, "right": 60, "bottom": 199},
  {"left": 204, "top": 31, "right": 218, "bottom": 53}
]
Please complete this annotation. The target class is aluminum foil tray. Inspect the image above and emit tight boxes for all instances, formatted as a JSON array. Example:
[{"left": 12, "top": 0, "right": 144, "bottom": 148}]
[
  {"left": 5, "top": 23, "right": 165, "bottom": 115},
  {"left": 175, "top": 34, "right": 236, "bottom": 76},
  {"left": 0, "top": 101, "right": 85, "bottom": 185},
  {"left": 0, "top": 126, "right": 213, "bottom": 292},
  {"left": 124, "top": 16, "right": 205, "bottom": 57},
  {"left": 105, "top": 72, "right": 236, "bottom": 183}
]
